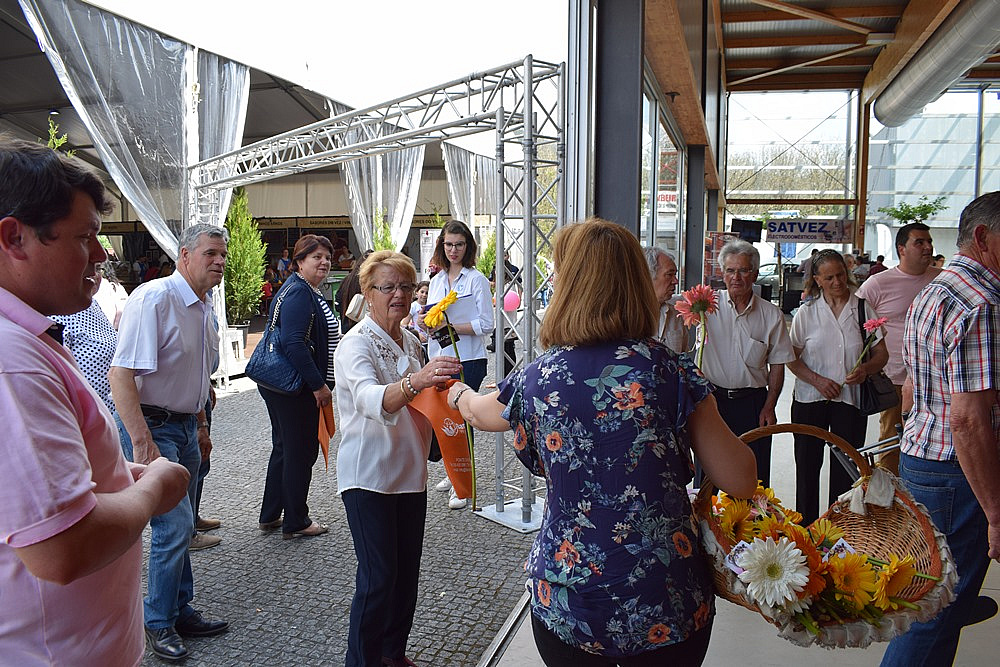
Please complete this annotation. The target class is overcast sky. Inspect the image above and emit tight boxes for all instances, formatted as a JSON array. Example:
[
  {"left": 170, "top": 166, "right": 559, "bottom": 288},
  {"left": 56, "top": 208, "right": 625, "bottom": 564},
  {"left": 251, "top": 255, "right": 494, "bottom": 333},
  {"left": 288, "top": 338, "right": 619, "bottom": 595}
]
[{"left": 89, "top": 0, "right": 568, "bottom": 108}]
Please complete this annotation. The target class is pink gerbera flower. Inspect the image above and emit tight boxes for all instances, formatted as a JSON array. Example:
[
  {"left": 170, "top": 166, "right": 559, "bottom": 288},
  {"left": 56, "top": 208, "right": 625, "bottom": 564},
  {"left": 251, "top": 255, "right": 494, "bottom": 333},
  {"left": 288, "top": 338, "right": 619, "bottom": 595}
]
[
  {"left": 674, "top": 284, "right": 718, "bottom": 327},
  {"left": 863, "top": 317, "right": 888, "bottom": 334}
]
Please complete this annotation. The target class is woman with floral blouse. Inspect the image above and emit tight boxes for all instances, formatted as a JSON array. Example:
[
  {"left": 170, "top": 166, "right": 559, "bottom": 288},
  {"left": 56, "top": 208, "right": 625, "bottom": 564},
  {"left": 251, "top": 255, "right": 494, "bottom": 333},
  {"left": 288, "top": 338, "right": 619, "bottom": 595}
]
[{"left": 449, "top": 219, "right": 756, "bottom": 666}]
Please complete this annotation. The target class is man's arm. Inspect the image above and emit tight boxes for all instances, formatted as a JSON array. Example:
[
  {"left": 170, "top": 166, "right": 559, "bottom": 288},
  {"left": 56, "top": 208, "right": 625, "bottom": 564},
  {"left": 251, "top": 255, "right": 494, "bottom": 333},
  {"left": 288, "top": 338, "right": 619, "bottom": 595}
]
[
  {"left": 950, "top": 389, "right": 1000, "bottom": 561},
  {"left": 108, "top": 366, "right": 160, "bottom": 465},
  {"left": 760, "top": 363, "right": 784, "bottom": 427},
  {"left": 15, "top": 457, "right": 190, "bottom": 585}
]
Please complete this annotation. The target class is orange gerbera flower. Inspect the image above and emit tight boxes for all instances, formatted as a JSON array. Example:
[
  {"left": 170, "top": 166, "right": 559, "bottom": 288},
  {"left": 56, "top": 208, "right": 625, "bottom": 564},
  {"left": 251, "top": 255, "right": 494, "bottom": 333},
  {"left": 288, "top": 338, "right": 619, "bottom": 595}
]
[
  {"left": 612, "top": 382, "right": 645, "bottom": 411},
  {"left": 545, "top": 432, "right": 563, "bottom": 452},
  {"left": 554, "top": 539, "right": 580, "bottom": 568},
  {"left": 672, "top": 531, "right": 693, "bottom": 557},
  {"left": 536, "top": 579, "right": 552, "bottom": 607},
  {"left": 783, "top": 523, "right": 827, "bottom": 598},
  {"left": 647, "top": 623, "right": 671, "bottom": 644},
  {"left": 513, "top": 424, "right": 527, "bottom": 451}
]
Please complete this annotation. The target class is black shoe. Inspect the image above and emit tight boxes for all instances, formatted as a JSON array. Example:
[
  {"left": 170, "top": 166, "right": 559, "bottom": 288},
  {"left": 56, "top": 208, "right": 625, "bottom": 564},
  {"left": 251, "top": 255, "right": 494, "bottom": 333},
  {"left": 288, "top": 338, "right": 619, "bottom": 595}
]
[
  {"left": 175, "top": 610, "right": 230, "bottom": 638},
  {"left": 144, "top": 626, "right": 189, "bottom": 662},
  {"left": 965, "top": 595, "right": 998, "bottom": 626}
]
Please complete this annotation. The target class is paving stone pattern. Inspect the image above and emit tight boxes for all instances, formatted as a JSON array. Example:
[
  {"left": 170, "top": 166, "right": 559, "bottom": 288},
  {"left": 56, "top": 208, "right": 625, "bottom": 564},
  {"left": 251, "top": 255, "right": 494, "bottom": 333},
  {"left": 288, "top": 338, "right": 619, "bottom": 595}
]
[{"left": 139, "top": 381, "right": 535, "bottom": 666}]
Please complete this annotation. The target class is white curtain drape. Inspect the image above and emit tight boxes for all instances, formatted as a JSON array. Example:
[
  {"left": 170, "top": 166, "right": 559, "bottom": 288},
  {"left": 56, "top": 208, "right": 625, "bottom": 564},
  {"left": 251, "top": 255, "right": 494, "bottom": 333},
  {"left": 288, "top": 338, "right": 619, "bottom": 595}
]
[
  {"left": 442, "top": 142, "right": 474, "bottom": 223},
  {"left": 341, "top": 117, "right": 426, "bottom": 253},
  {"left": 21, "top": 0, "right": 250, "bottom": 259},
  {"left": 444, "top": 143, "right": 523, "bottom": 221}
]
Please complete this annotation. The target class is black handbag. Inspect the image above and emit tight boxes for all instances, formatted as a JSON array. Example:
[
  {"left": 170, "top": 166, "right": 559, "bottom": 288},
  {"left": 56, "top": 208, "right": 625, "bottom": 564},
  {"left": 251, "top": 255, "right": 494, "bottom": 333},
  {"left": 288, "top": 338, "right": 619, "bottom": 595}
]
[
  {"left": 856, "top": 299, "right": 899, "bottom": 416},
  {"left": 246, "top": 288, "right": 313, "bottom": 395}
]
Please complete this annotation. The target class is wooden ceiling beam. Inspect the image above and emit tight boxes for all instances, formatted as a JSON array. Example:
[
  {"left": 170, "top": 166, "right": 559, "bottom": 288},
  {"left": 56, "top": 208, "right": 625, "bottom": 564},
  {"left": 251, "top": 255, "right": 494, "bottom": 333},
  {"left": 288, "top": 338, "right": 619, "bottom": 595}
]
[
  {"left": 862, "top": 0, "right": 960, "bottom": 104},
  {"left": 728, "top": 72, "right": 865, "bottom": 91},
  {"left": 966, "top": 69, "right": 1000, "bottom": 80},
  {"left": 728, "top": 55, "right": 876, "bottom": 70},
  {"left": 747, "top": 0, "right": 873, "bottom": 34},
  {"left": 644, "top": 0, "right": 720, "bottom": 189},
  {"left": 726, "top": 33, "right": 866, "bottom": 49},
  {"left": 729, "top": 44, "right": 874, "bottom": 86},
  {"left": 723, "top": 5, "right": 902, "bottom": 23}
]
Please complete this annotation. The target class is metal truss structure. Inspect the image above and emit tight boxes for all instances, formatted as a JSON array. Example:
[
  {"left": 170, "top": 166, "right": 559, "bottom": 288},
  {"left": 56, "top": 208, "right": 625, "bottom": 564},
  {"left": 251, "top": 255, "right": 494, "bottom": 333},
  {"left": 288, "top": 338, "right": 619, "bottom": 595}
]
[{"left": 191, "top": 56, "right": 565, "bottom": 532}]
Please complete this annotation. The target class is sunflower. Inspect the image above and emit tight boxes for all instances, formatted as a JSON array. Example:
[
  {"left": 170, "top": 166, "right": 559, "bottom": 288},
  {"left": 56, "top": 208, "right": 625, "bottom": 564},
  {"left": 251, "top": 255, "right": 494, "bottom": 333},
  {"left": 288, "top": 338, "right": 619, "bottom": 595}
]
[
  {"left": 808, "top": 518, "right": 845, "bottom": 548},
  {"left": 872, "top": 554, "right": 917, "bottom": 611},
  {"left": 736, "top": 537, "right": 810, "bottom": 608},
  {"left": 827, "top": 552, "right": 878, "bottom": 610},
  {"left": 718, "top": 498, "right": 755, "bottom": 545},
  {"left": 423, "top": 290, "right": 458, "bottom": 328}
]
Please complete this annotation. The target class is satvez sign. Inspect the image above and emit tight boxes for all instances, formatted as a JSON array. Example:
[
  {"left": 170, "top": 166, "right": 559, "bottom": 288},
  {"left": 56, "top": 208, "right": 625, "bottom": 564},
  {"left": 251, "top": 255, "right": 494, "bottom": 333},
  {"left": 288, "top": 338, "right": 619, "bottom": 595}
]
[{"left": 765, "top": 219, "right": 849, "bottom": 243}]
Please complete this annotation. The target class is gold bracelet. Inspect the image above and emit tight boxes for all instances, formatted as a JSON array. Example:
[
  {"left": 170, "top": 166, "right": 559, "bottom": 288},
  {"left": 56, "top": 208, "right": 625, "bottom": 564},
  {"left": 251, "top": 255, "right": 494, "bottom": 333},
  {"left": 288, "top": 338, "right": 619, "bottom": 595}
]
[{"left": 399, "top": 378, "right": 413, "bottom": 402}]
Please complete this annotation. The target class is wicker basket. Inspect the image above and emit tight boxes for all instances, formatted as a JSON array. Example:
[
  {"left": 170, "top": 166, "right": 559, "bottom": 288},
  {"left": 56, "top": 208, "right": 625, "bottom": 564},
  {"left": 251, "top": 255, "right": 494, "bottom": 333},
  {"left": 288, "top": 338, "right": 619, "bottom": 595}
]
[{"left": 692, "top": 423, "right": 957, "bottom": 648}]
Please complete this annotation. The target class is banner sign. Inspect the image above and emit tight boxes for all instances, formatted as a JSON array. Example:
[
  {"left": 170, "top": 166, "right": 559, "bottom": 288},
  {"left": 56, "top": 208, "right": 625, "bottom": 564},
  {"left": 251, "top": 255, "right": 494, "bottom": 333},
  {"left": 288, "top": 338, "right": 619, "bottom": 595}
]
[{"left": 765, "top": 219, "right": 850, "bottom": 243}]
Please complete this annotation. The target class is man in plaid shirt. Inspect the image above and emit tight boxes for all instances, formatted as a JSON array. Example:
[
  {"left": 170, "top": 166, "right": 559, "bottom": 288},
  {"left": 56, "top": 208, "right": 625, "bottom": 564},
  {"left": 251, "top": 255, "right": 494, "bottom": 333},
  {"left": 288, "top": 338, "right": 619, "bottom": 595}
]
[{"left": 882, "top": 191, "right": 1000, "bottom": 666}]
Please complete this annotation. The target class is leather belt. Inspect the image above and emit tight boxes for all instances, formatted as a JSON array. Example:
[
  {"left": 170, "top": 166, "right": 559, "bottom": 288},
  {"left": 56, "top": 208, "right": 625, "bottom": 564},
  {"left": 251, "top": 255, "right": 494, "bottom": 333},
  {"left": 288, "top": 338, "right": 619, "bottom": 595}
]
[
  {"left": 140, "top": 404, "right": 195, "bottom": 423},
  {"left": 714, "top": 386, "right": 766, "bottom": 401}
]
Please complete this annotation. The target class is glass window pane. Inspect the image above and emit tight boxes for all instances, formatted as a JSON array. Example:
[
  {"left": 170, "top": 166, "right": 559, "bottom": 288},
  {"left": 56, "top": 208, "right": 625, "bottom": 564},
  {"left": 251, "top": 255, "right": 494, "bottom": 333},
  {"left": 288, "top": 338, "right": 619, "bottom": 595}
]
[
  {"left": 655, "top": 121, "right": 681, "bottom": 255},
  {"left": 640, "top": 92, "right": 654, "bottom": 243}
]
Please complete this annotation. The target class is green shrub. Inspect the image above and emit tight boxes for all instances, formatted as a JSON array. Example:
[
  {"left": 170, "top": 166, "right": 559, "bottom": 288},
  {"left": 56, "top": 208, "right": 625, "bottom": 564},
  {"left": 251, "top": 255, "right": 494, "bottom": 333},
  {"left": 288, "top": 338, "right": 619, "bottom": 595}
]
[{"left": 223, "top": 188, "right": 266, "bottom": 323}]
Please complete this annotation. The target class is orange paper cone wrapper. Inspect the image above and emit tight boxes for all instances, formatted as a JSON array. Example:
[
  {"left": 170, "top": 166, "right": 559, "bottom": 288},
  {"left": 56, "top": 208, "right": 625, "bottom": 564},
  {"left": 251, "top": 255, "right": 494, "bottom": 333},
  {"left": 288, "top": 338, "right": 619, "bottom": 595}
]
[
  {"left": 318, "top": 402, "right": 335, "bottom": 468},
  {"left": 409, "top": 380, "right": 473, "bottom": 500}
]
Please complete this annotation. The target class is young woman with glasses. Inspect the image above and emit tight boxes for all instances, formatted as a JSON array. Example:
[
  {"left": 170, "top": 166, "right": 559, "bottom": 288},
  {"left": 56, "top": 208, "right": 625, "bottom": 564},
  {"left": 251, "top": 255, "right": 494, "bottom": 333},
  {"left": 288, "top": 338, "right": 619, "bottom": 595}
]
[{"left": 422, "top": 219, "right": 495, "bottom": 508}]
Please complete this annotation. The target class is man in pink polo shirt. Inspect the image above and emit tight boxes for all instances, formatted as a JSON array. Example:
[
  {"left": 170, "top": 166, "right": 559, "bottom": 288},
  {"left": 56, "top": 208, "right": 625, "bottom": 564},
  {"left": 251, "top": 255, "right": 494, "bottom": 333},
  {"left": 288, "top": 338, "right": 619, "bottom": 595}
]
[{"left": 0, "top": 137, "right": 189, "bottom": 665}]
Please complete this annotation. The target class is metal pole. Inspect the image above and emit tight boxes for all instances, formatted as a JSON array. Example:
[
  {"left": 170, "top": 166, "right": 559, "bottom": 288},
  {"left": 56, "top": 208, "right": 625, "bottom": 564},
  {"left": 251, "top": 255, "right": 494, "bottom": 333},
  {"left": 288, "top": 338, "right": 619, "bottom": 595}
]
[
  {"left": 521, "top": 55, "right": 537, "bottom": 525},
  {"left": 494, "top": 105, "right": 507, "bottom": 514}
]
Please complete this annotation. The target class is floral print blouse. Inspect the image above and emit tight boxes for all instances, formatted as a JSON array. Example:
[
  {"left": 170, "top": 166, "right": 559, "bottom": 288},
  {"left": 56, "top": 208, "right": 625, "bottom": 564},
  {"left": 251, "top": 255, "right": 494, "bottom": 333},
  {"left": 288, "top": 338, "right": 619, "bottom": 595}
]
[{"left": 497, "top": 339, "right": 715, "bottom": 657}]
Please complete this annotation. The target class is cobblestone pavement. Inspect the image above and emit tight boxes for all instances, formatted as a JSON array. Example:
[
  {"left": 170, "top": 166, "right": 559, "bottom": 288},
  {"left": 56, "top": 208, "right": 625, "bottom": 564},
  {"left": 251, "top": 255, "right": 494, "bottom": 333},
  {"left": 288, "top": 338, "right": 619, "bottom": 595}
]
[{"left": 139, "top": 378, "right": 535, "bottom": 667}]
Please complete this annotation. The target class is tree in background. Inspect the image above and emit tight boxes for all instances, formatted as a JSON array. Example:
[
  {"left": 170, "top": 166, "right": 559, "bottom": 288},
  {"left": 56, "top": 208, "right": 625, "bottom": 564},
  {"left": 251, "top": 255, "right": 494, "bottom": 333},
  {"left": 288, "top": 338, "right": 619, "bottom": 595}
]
[
  {"left": 372, "top": 207, "right": 395, "bottom": 251},
  {"left": 877, "top": 196, "right": 947, "bottom": 225},
  {"left": 476, "top": 231, "right": 496, "bottom": 283},
  {"left": 45, "top": 118, "right": 75, "bottom": 156},
  {"left": 223, "top": 187, "right": 266, "bottom": 324}
]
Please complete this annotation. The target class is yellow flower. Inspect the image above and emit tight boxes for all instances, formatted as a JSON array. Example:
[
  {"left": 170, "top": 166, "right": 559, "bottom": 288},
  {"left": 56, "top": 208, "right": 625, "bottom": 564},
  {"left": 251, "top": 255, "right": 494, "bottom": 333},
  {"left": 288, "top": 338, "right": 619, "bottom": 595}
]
[
  {"left": 753, "top": 514, "right": 787, "bottom": 541},
  {"left": 719, "top": 498, "right": 755, "bottom": 545},
  {"left": 808, "top": 519, "right": 845, "bottom": 548},
  {"left": 423, "top": 290, "right": 458, "bottom": 328},
  {"left": 827, "top": 552, "right": 877, "bottom": 610},
  {"left": 872, "top": 554, "right": 917, "bottom": 611}
]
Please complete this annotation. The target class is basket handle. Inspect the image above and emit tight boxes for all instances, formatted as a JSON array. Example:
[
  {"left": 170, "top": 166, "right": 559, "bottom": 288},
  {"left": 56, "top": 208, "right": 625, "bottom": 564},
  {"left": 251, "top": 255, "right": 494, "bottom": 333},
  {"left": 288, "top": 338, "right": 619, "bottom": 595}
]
[{"left": 694, "top": 423, "right": 872, "bottom": 514}]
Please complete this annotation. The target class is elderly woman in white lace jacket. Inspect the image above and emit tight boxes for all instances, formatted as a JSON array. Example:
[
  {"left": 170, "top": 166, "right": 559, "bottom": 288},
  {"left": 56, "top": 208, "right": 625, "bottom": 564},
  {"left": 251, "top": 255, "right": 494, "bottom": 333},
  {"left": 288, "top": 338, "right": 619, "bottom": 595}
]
[{"left": 334, "top": 250, "right": 460, "bottom": 667}]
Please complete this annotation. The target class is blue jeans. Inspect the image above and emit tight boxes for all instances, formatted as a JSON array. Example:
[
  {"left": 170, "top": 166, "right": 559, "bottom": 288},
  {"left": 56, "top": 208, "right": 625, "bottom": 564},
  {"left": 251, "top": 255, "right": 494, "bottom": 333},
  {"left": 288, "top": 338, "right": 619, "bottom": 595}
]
[
  {"left": 116, "top": 411, "right": 201, "bottom": 630},
  {"left": 881, "top": 453, "right": 990, "bottom": 666}
]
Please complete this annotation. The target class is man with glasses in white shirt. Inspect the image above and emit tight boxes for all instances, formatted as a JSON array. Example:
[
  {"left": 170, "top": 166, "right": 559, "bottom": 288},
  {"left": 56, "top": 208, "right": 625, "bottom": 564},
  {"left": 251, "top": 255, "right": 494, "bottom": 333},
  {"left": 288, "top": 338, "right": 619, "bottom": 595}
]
[{"left": 697, "top": 240, "right": 795, "bottom": 487}]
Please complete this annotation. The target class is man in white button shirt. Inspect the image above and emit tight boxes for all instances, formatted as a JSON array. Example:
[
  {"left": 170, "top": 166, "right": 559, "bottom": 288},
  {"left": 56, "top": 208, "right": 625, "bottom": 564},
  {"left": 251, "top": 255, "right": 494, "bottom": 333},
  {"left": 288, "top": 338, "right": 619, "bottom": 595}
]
[
  {"left": 109, "top": 224, "right": 231, "bottom": 661},
  {"left": 698, "top": 240, "right": 795, "bottom": 487},
  {"left": 642, "top": 246, "right": 687, "bottom": 354}
]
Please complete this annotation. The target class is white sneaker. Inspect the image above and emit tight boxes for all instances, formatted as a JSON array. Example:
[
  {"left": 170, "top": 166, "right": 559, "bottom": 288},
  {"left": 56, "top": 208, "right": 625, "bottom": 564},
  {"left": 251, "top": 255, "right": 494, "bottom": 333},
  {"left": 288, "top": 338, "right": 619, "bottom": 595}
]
[
  {"left": 434, "top": 477, "right": 453, "bottom": 492},
  {"left": 448, "top": 489, "right": 467, "bottom": 510}
]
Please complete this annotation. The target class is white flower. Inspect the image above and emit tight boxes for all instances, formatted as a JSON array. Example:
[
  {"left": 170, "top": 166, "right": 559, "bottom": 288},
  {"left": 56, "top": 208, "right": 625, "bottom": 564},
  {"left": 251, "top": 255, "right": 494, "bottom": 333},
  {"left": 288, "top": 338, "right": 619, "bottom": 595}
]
[
  {"left": 622, "top": 485, "right": 639, "bottom": 499},
  {"left": 736, "top": 537, "right": 810, "bottom": 609}
]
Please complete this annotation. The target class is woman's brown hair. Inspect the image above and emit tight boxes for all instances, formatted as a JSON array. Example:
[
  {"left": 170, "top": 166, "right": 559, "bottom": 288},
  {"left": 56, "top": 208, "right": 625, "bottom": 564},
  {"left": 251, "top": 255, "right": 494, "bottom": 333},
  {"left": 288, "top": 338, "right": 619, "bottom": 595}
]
[
  {"left": 290, "top": 234, "right": 334, "bottom": 272},
  {"left": 538, "top": 218, "right": 658, "bottom": 348},
  {"left": 431, "top": 220, "right": 477, "bottom": 270}
]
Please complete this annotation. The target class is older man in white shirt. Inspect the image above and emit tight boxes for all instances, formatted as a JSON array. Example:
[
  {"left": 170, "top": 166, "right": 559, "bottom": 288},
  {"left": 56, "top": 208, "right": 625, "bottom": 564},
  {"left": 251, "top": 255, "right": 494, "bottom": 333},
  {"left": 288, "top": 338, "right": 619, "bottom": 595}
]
[
  {"left": 643, "top": 246, "right": 687, "bottom": 354},
  {"left": 698, "top": 240, "right": 795, "bottom": 487}
]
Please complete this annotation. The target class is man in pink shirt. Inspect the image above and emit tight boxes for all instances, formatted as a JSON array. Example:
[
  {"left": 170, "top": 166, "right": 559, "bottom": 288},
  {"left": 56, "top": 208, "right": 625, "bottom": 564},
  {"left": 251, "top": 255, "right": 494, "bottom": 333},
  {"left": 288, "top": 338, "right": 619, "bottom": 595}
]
[
  {"left": 0, "top": 137, "right": 189, "bottom": 665},
  {"left": 855, "top": 222, "right": 939, "bottom": 473}
]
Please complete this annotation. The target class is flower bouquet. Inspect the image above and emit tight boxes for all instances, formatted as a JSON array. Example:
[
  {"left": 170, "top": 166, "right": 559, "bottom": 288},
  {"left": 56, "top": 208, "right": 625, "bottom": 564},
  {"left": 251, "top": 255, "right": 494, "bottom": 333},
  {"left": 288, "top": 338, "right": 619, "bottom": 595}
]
[{"left": 692, "top": 423, "right": 957, "bottom": 648}]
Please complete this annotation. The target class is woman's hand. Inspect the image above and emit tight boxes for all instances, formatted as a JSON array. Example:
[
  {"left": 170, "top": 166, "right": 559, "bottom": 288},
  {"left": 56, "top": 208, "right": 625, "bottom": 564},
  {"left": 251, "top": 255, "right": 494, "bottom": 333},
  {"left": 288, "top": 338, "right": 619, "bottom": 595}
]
[
  {"left": 412, "top": 356, "right": 462, "bottom": 391},
  {"left": 313, "top": 384, "right": 332, "bottom": 408},
  {"left": 812, "top": 374, "right": 843, "bottom": 400},
  {"left": 448, "top": 382, "right": 471, "bottom": 409},
  {"left": 843, "top": 366, "right": 868, "bottom": 385}
]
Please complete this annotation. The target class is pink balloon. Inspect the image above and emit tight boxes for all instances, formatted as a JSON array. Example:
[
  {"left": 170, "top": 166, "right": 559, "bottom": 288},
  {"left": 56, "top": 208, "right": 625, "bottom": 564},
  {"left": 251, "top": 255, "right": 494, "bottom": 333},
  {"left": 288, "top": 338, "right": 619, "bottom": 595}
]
[{"left": 502, "top": 291, "right": 521, "bottom": 311}]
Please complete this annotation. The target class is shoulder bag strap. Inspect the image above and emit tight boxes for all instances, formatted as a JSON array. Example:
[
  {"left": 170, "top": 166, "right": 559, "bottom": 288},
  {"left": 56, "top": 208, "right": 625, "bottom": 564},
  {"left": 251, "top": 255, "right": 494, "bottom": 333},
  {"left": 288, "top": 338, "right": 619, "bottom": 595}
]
[{"left": 856, "top": 297, "right": 870, "bottom": 361}]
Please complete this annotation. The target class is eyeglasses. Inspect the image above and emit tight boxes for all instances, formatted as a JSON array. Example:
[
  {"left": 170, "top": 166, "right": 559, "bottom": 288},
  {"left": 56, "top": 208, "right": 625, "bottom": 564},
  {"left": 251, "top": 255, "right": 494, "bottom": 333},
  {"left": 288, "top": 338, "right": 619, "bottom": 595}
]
[
  {"left": 371, "top": 283, "right": 416, "bottom": 295},
  {"left": 724, "top": 268, "right": 754, "bottom": 277},
  {"left": 443, "top": 242, "right": 467, "bottom": 250}
]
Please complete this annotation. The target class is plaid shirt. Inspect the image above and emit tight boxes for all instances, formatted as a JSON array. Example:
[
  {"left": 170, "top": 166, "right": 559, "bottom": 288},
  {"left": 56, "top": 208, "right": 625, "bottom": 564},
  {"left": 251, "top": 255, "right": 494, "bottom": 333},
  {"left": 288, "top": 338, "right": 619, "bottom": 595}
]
[{"left": 901, "top": 254, "right": 1000, "bottom": 461}]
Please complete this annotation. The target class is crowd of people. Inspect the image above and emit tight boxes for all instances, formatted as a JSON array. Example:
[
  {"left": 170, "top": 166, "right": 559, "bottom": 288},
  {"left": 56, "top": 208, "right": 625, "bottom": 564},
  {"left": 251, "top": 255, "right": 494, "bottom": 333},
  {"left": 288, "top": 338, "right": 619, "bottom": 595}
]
[{"left": 2, "top": 131, "right": 999, "bottom": 667}]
